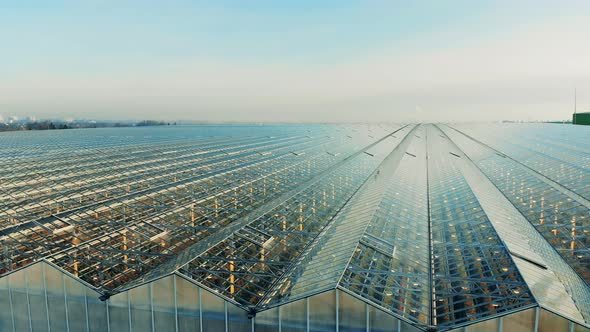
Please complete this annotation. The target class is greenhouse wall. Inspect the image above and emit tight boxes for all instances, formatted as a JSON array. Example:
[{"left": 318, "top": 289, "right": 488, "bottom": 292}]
[{"left": 1, "top": 262, "right": 590, "bottom": 332}]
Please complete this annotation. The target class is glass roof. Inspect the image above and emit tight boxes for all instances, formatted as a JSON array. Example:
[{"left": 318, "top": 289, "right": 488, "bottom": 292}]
[{"left": 1, "top": 123, "right": 590, "bottom": 331}]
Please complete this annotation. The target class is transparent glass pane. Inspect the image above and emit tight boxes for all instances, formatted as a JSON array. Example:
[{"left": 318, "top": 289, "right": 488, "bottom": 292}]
[
  {"left": 27, "top": 264, "right": 49, "bottom": 332},
  {"left": 108, "top": 292, "right": 130, "bottom": 331},
  {"left": 152, "top": 276, "right": 176, "bottom": 331},
  {"left": 175, "top": 276, "right": 200, "bottom": 332},
  {"left": 309, "top": 291, "right": 336, "bottom": 332},
  {"left": 64, "top": 275, "right": 88, "bottom": 332},
  {"left": 370, "top": 305, "right": 399, "bottom": 332},
  {"left": 129, "top": 284, "right": 153, "bottom": 331},
  {"left": 10, "top": 288, "right": 29, "bottom": 332},
  {"left": 86, "top": 288, "right": 108, "bottom": 332},
  {"left": 44, "top": 264, "right": 68, "bottom": 332},
  {"left": 281, "top": 298, "right": 307, "bottom": 332},
  {"left": 400, "top": 320, "right": 422, "bottom": 332},
  {"left": 466, "top": 317, "right": 499, "bottom": 332},
  {"left": 538, "top": 309, "right": 570, "bottom": 332},
  {"left": 503, "top": 308, "right": 535, "bottom": 332},
  {"left": 0, "top": 276, "right": 14, "bottom": 332},
  {"left": 575, "top": 323, "right": 590, "bottom": 332},
  {"left": 8, "top": 269, "right": 30, "bottom": 332},
  {"left": 9, "top": 268, "right": 26, "bottom": 290},
  {"left": 227, "top": 302, "right": 250, "bottom": 332},
  {"left": 338, "top": 291, "right": 367, "bottom": 331},
  {"left": 201, "top": 288, "right": 225, "bottom": 331},
  {"left": 254, "top": 307, "right": 279, "bottom": 332}
]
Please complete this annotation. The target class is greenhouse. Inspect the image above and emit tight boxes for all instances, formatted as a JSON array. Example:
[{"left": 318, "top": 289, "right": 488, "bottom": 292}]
[{"left": 0, "top": 123, "right": 589, "bottom": 331}]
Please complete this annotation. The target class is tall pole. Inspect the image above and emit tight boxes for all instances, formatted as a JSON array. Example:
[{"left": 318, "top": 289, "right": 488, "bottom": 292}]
[
  {"left": 574, "top": 88, "right": 577, "bottom": 124},
  {"left": 575, "top": 88, "right": 577, "bottom": 114}
]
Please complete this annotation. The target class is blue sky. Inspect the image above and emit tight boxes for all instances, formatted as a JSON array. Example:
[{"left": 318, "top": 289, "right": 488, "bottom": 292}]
[
  {"left": 1, "top": 1, "right": 589, "bottom": 122},
  {"left": 1, "top": 1, "right": 499, "bottom": 70}
]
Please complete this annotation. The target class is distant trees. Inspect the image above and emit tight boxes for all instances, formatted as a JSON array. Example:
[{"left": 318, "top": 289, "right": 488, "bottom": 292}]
[
  {"left": 135, "top": 120, "right": 168, "bottom": 127},
  {"left": 24, "top": 121, "right": 67, "bottom": 130},
  {"left": 0, "top": 119, "right": 177, "bottom": 132}
]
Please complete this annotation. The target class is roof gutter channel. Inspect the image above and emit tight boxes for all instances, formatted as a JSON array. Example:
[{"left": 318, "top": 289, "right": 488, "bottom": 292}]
[{"left": 424, "top": 124, "right": 436, "bottom": 329}]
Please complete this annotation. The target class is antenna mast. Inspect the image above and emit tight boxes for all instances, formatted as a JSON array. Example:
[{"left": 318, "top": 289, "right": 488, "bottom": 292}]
[{"left": 575, "top": 88, "right": 577, "bottom": 114}]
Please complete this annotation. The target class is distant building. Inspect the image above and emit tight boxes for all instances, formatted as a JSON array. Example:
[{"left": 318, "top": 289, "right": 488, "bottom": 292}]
[{"left": 573, "top": 112, "right": 590, "bottom": 125}]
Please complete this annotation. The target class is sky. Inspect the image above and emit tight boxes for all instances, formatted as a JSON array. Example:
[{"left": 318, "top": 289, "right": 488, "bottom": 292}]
[{"left": 1, "top": 0, "right": 590, "bottom": 123}]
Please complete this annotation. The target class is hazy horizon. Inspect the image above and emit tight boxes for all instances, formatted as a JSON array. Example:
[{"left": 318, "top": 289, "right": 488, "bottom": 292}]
[{"left": 2, "top": 1, "right": 590, "bottom": 123}]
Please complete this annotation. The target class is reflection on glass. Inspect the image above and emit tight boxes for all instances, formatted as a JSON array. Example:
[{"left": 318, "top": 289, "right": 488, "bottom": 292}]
[
  {"left": 175, "top": 276, "right": 201, "bottom": 331},
  {"left": 281, "top": 298, "right": 307, "bottom": 332},
  {"left": 254, "top": 306, "right": 279, "bottom": 332},
  {"left": 309, "top": 290, "right": 336, "bottom": 331},
  {"left": 538, "top": 309, "right": 570, "bottom": 332},
  {"left": 339, "top": 291, "right": 367, "bottom": 331},
  {"left": 503, "top": 308, "right": 535, "bottom": 332}
]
